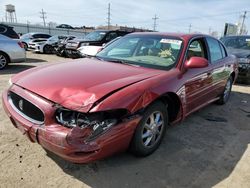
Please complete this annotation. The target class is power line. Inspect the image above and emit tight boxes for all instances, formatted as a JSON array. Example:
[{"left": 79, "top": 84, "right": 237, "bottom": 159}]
[
  {"left": 240, "top": 11, "right": 247, "bottom": 35},
  {"left": 40, "top": 9, "right": 47, "bottom": 27},
  {"left": 152, "top": 14, "right": 159, "bottom": 31},
  {"left": 107, "top": 3, "right": 111, "bottom": 30}
]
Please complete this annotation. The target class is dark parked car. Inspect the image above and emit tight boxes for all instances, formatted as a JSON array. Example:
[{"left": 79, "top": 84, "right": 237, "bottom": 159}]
[
  {"left": 65, "top": 30, "right": 130, "bottom": 58},
  {"left": 20, "top": 33, "right": 51, "bottom": 50},
  {"left": 0, "top": 24, "right": 19, "bottom": 39},
  {"left": 3, "top": 33, "right": 238, "bottom": 163},
  {"left": 221, "top": 35, "right": 250, "bottom": 84},
  {"left": 56, "top": 24, "right": 74, "bottom": 30}
]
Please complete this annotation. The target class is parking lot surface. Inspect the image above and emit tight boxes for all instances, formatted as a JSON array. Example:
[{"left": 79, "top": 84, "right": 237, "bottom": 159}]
[{"left": 0, "top": 52, "right": 250, "bottom": 188}]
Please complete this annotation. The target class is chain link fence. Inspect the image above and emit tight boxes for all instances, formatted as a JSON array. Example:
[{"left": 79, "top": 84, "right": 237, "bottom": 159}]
[{"left": 1, "top": 22, "right": 87, "bottom": 37}]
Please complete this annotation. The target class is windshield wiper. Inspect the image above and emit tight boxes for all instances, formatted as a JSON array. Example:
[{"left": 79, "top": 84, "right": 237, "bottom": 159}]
[{"left": 107, "top": 59, "right": 140, "bottom": 67}]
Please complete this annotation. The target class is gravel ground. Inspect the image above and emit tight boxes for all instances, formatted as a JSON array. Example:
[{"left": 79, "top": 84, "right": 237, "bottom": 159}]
[{"left": 0, "top": 52, "right": 250, "bottom": 188}]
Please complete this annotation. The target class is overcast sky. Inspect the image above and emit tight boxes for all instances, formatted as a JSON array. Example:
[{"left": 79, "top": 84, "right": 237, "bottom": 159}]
[{"left": 0, "top": 0, "right": 249, "bottom": 34}]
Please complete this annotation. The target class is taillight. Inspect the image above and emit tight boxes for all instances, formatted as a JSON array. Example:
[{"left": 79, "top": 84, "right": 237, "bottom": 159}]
[{"left": 18, "top": 41, "right": 24, "bottom": 48}]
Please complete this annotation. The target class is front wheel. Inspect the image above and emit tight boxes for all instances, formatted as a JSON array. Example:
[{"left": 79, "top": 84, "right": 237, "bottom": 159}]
[
  {"left": 130, "top": 101, "right": 168, "bottom": 156},
  {"left": 217, "top": 76, "right": 233, "bottom": 105}
]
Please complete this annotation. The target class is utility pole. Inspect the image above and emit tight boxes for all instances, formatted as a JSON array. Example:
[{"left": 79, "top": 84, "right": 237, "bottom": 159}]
[
  {"left": 188, "top": 24, "right": 192, "bottom": 33},
  {"left": 240, "top": 11, "right": 247, "bottom": 35},
  {"left": 209, "top": 27, "right": 212, "bottom": 35},
  {"left": 152, "top": 14, "right": 159, "bottom": 31},
  {"left": 40, "top": 9, "right": 46, "bottom": 27},
  {"left": 107, "top": 3, "right": 111, "bottom": 30}
]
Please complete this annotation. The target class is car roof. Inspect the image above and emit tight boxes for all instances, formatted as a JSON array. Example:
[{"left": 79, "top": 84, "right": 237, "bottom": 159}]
[
  {"left": 127, "top": 32, "right": 211, "bottom": 41},
  {"left": 221, "top": 35, "right": 250, "bottom": 38}
]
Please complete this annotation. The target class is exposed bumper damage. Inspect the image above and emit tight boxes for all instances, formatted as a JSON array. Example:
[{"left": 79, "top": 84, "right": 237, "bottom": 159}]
[
  {"left": 2, "top": 85, "right": 142, "bottom": 163},
  {"left": 237, "top": 63, "right": 250, "bottom": 84}
]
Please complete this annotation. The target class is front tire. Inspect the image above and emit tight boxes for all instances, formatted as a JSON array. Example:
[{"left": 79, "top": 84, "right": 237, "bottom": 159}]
[
  {"left": 130, "top": 101, "right": 168, "bottom": 156},
  {"left": 43, "top": 45, "right": 54, "bottom": 54},
  {"left": 217, "top": 76, "right": 233, "bottom": 105},
  {"left": 0, "top": 52, "right": 9, "bottom": 70}
]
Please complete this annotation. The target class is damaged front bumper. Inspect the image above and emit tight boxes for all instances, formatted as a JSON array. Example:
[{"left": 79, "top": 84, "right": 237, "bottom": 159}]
[
  {"left": 2, "top": 85, "right": 141, "bottom": 163},
  {"left": 237, "top": 63, "right": 250, "bottom": 84}
]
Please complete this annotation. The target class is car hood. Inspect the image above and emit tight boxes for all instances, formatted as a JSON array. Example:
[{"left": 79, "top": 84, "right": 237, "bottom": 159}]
[
  {"left": 227, "top": 48, "right": 250, "bottom": 58},
  {"left": 12, "top": 58, "right": 162, "bottom": 112},
  {"left": 69, "top": 39, "right": 100, "bottom": 43}
]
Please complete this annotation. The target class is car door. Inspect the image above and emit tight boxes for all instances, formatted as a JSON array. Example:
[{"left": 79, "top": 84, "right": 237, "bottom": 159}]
[
  {"left": 183, "top": 37, "right": 214, "bottom": 115},
  {"left": 206, "top": 37, "right": 229, "bottom": 98}
]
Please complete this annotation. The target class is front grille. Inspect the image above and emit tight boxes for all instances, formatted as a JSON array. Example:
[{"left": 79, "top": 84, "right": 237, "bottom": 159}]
[{"left": 8, "top": 91, "right": 44, "bottom": 124}]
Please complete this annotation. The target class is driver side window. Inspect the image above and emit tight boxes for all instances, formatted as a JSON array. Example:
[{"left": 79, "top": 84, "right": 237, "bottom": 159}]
[{"left": 187, "top": 39, "right": 207, "bottom": 60}]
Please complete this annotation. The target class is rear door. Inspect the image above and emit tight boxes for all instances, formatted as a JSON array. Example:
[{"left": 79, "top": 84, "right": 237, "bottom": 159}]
[{"left": 206, "top": 37, "right": 229, "bottom": 98}]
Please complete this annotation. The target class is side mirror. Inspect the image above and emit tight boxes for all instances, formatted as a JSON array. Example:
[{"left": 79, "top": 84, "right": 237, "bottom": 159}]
[{"left": 185, "top": 57, "right": 208, "bottom": 69}]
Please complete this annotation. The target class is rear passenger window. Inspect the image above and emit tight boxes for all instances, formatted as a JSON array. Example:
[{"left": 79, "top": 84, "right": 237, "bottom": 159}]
[
  {"left": 206, "top": 37, "right": 223, "bottom": 63},
  {"left": 219, "top": 43, "right": 227, "bottom": 58}
]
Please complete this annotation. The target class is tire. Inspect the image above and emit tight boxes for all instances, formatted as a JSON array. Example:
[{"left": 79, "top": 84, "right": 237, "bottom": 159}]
[
  {"left": 130, "top": 101, "right": 168, "bottom": 156},
  {"left": 43, "top": 45, "right": 53, "bottom": 54},
  {"left": 0, "top": 52, "right": 9, "bottom": 70},
  {"left": 23, "top": 42, "right": 28, "bottom": 51},
  {"left": 217, "top": 76, "right": 233, "bottom": 105}
]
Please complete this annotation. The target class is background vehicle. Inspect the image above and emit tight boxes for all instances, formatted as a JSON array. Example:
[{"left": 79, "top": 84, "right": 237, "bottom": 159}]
[
  {"left": 34, "top": 35, "right": 76, "bottom": 54},
  {"left": 65, "top": 30, "right": 130, "bottom": 58},
  {"left": 77, "top": 36, "right": 121, "bottom": 57},
  {"left": 221, "top": 35, "right": 250, "bottom": 84},
  {"left": 56, "top": 24, "right": 74, "bottom": 29},
  {"left": 0, "top": 34, "right": 25, "bottom": 70},
  {"left": 2, "top": 33, "right": 237, "bottom": 163},
  {"left": 0, "top": 24, "right": 19, "bottom": 39},
  {"left": 20, "top": 33, "right": 51, "bottom": 50},
  {"left": 55, "top": 36, "right": 77, "bottom": 57}
]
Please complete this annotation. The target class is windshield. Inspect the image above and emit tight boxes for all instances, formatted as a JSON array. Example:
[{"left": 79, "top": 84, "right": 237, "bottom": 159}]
[
  {"left": 224, "top": 37, "right": 250, "bottom": 50},
  {"left": 96, "top": 35, "right": 183, "bottom": 70},
  {"left": 48, "top": 35, "right": 59, "bottom": 42},
  {"left": 20, "top": 33, "right": 31, "bottom": 39},
  {"left": 84, "top": 31, "right": 107, "bottom": 41}
]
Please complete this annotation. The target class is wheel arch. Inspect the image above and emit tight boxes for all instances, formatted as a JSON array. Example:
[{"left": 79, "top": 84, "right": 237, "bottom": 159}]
[
  {"left": 154, "top": 92, "right": 183, "bottom": 123},
  {"left": 0, "top": 50, "right": 11, "bottom": 62}
]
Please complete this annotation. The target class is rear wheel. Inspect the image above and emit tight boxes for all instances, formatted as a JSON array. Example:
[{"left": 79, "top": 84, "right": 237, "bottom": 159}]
[
  {"left": 217, "top": 76, "right": 233, "bottom": 105},
  {"left": 0, "top": 52, "right": 9, "bottom": 70},
  {"left": 130, "top": 101, "right": 168, "bottom": 156}
]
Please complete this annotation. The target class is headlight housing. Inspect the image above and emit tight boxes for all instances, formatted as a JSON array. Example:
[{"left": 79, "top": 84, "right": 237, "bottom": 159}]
[
  {"left": 55, "top": 108, "right": 128, "bottom": 140},
  {"left": 80, "top": 43, "right": 89, "bottom": 47}
]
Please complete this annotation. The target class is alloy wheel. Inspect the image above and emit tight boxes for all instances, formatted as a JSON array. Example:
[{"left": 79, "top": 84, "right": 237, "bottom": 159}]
[
  {"left": 141, "top": 111, "right": 164, "bottom": 148},
  {"left": 0, "top": 54, "right": 7, "bottom": 69}
]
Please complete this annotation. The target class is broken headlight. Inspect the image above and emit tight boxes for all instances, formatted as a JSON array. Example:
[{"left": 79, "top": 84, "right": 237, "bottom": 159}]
[{"left": 55, "top": 108, "right": 128, "bottom": 140}]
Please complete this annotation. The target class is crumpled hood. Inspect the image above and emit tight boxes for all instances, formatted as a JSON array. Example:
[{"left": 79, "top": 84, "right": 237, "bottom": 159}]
[{"left": 12, "top": 58, "right": 162, "bottom": 112}]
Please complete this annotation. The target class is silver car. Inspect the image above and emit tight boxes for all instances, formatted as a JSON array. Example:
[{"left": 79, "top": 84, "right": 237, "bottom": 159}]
[{"left": 0, "top": 34, "right": 26, "bottom": 70}]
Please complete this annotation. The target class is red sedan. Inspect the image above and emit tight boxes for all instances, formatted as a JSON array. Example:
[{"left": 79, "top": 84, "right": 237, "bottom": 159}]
[{"left": 2, "top": 33, "right": 238, "bottom": 163}]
